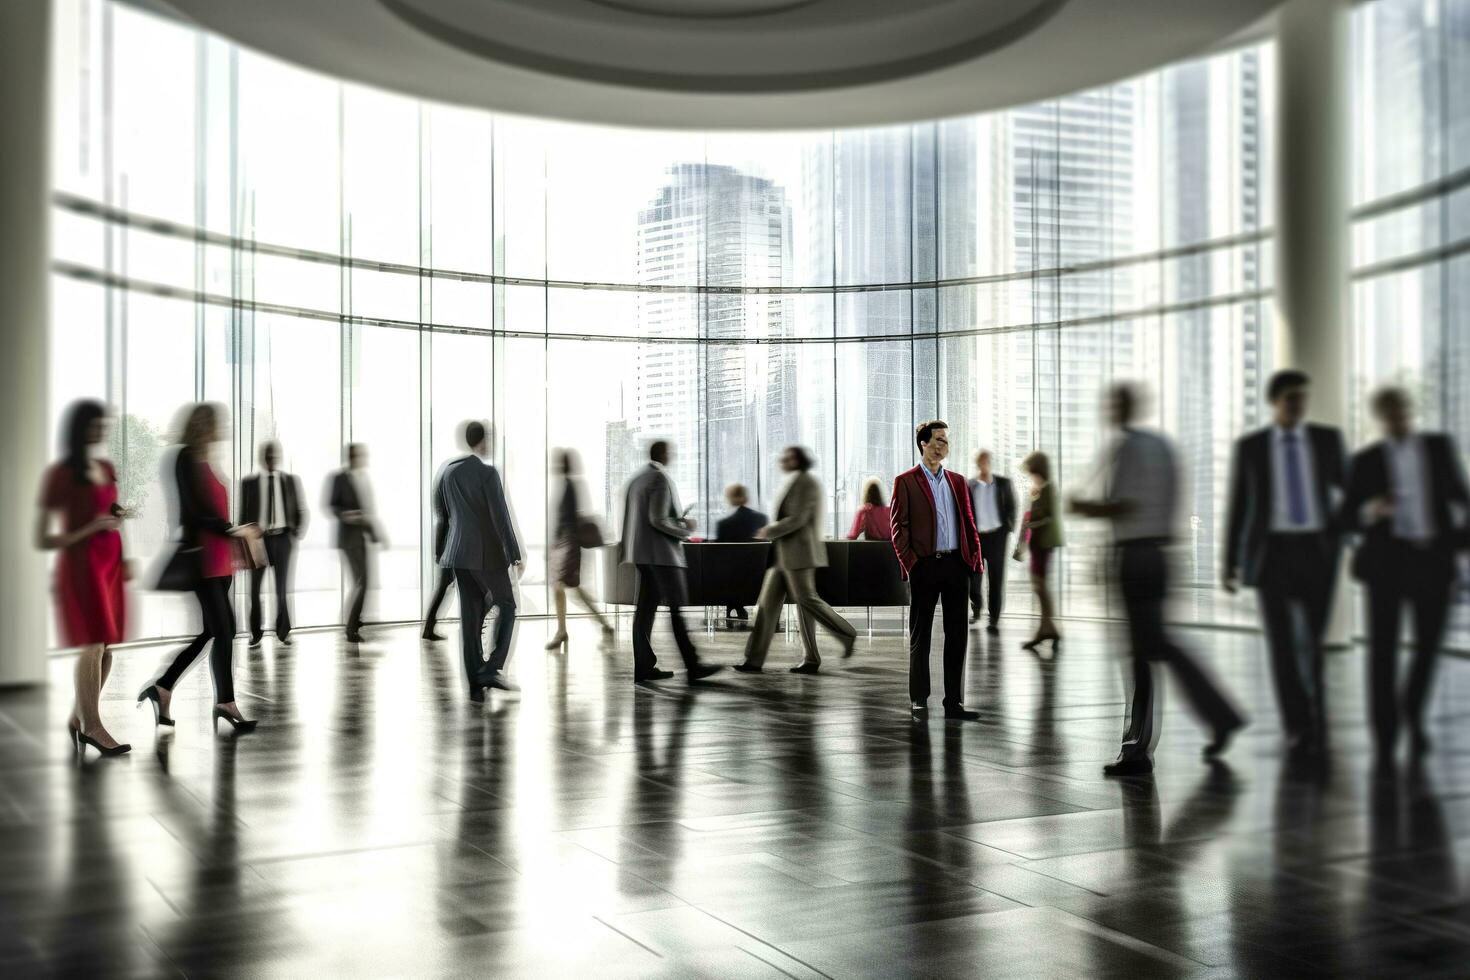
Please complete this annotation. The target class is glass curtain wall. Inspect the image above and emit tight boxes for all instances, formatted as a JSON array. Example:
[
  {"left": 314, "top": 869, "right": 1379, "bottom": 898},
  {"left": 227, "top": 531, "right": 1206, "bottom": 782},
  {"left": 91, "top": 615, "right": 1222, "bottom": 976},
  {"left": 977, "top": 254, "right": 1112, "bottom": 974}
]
[{"left": 44, "top": 0, "right": 1465, "bottom": 643}]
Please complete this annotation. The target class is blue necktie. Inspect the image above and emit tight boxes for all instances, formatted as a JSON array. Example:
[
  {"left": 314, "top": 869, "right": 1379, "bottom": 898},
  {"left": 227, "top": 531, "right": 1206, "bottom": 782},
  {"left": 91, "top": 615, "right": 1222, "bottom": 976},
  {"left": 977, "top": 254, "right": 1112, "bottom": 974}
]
[{"left": 1283, "top": 432, "right": 1309, "bottom": 527}]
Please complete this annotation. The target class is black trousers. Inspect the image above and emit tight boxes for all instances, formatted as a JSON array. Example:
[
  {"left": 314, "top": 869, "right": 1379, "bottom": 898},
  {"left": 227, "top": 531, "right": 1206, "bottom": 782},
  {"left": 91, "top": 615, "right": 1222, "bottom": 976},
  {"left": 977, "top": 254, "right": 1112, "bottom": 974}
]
[
  {"left": 158, "top": 576, "right": 236, "bottom": 703},
  {"left": 342, "top": 539, "right": 369, "bottom": 635},
  {"left": 632, "top": 563, "right": 698, "bottom": 678},
  {"left": 1256, "top": 533, "right": 1335, "bottom": 743},
  {"left": 454, "top": 565, "right": 517, "bottom": 685},
  {"left": 908, "top": 553, "right": 971, "bottom": 707},
  {"left": 969, "top": 530, "right": 1010, "bottom": 624},
  {"left": 248, "top": 532, "right": 294, "bottom": 641},
  {"left": 1365, "top": 543, "right": 1454, "bottom": 754},
  {"left": 425, "top": 566, "right": 455, "bottom": 631},
  {"left": 1118, "top": 540, "right": 1241, "bottom": 762}
]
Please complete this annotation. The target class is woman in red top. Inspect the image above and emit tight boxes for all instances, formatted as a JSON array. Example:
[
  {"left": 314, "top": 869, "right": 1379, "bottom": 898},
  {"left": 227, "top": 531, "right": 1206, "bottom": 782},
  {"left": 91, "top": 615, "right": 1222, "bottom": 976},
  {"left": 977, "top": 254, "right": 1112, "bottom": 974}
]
[
  {"left": 140, "top": 403, "right": 261, "bottom": 733},
  {"left": 36, "top": 401, "right": 131, "bottom": 756},
  {"left": 846, "top": 479, "right": 893, "bottom": 541}
]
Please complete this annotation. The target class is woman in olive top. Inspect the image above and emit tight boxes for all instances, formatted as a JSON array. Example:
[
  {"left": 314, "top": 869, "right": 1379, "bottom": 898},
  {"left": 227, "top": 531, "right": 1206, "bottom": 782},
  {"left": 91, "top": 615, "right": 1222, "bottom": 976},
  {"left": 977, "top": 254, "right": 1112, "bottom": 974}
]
[{"left": 1014, "top": 451, "right": 1063, "bottom": 652}]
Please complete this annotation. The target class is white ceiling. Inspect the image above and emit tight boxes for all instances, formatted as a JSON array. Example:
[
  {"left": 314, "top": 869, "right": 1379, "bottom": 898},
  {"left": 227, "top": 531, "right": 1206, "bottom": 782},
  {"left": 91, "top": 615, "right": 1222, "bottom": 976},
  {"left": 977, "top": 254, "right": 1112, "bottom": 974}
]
[{"left": 153, "top": 0, "right": 1283, "bottom": 129}]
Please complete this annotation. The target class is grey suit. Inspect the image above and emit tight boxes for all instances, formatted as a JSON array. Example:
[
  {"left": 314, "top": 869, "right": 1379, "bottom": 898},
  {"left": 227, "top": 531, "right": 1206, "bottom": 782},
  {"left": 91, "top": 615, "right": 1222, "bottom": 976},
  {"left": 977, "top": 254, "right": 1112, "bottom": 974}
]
[
  {"left": 435, "top": 454, "right": 521, "bottom": 688},
  {"left": 742, "top": 471, "right": 856, "bottom": 669},
  {"left": 619, "top": 463, "right": 698, "bottom": 677}
]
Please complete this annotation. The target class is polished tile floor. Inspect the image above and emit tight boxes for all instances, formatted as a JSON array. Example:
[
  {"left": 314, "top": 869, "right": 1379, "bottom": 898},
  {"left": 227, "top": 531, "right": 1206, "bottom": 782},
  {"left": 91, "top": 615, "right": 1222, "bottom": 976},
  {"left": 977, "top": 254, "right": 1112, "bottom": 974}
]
[{"left": 4, "top": 612, "right": 1470, "bottom": 978}]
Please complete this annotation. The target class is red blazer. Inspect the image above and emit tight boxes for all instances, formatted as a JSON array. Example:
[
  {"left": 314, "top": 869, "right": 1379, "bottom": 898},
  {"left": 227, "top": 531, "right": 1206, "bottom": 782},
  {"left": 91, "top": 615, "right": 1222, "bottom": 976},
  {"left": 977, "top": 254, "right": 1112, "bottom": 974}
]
[{"left": 890, "top": 465, "right": 982, "bottom": 579}]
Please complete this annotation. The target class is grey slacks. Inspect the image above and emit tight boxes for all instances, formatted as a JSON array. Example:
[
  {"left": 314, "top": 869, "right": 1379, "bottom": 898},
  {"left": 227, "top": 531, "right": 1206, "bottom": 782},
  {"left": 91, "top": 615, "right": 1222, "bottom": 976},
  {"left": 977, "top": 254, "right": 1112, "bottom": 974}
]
[{"left": 742, "top": 565, "right": 856, "bottom": 668}]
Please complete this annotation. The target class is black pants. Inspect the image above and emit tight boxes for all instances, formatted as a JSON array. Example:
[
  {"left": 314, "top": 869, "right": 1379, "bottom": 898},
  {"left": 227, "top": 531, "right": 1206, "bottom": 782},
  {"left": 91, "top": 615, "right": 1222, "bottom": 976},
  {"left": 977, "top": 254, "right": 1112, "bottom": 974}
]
[
  {"left": 908, "top": 553, "right": 971, "bottom": 707},
  {"left": 1256, "top": 533, "right": 1335, "bottom": 743},
  {"left": 343, "top": 539, "right": 369, "bottom": 635},
  {"left": 1118, "top": 540, "right": 1241, "bottom": 762},
  {"left": 969, "top": 530, "right": 1010, "bottom": 624},
  {"left": 632, "top": 563, "right": 698, "bottom": 678},
  {"left": 425, "top": 566, "right": 455, "bottom": 631},
  {"left": 158, "top": 576, "right": 236, "bottom": 703},
  {"left": 454, "top": 565, "right": 517, "bottom": 685},
  {"left": 248, "top": 532, "right": 294, "bottom": 642},
  {"left": 1365, "top": 543, "right": 1454, "bottom": 754}
]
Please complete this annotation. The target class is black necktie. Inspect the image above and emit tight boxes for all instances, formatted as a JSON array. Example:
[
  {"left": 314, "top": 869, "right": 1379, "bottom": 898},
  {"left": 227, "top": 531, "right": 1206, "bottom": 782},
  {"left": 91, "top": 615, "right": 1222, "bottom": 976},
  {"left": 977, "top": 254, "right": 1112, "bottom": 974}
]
[{"left": 267, "top": 474, "right": 276, "bottom": 528}]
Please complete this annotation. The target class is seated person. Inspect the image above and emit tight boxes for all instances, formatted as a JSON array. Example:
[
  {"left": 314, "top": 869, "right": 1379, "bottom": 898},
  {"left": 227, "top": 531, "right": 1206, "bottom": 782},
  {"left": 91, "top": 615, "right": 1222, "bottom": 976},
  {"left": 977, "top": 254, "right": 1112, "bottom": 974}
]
[
  {"left": 847, "top": 478, "right": 893, "bottom": 540},
  {"left": 715, "top": 483, "right": 767, "bottom": 628}
]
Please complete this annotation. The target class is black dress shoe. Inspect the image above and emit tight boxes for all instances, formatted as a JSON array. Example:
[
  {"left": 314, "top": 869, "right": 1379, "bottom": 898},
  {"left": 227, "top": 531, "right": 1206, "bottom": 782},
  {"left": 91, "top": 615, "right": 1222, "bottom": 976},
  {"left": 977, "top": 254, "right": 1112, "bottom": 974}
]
[
  {"left": 1203, "top": 717, "right": 1246, "bottom": 759},
  {"left": 422, "top": 630, "right": 445, "bottom": 642},
  {"left": 485, "top": 674, "right": 519, "bottom": 692},
  {"left": 985, "top": 623, "right": 1000, "bottom": 635},
  {"left": 635, "top": 669, "right": 675, "bottom": 683},
  {"left": 248, "top": 634, "right": 264, "bottom": 648},
  {"left": 1103, "top": 757, "right": 1154, "bottom": 777},
  {"left": 789, "top": 663, "right": 820, "bottom": 675},
  {"left": 968, "top": 612, "right": 980, "bottom": 624},
  {"left": 911, "top": 702, "right": 928, "bottom": 715},
  {"left": 688, "top": 663, "right": 724, "bottom": 682},
  {"left": 732, "top": 662, "right": 763, "bottom": 674},
  {"left": 279, "top": 635, "right": 293, "bottom": 646},
  {"left": 468, "top": 685, "right": 486, "bottom": 703},
  {"left": 944, "top": 707, "right": 980, "bottom": 721},
  {"left": 345, "top": 631, "right": 365, "bottom": 644}
]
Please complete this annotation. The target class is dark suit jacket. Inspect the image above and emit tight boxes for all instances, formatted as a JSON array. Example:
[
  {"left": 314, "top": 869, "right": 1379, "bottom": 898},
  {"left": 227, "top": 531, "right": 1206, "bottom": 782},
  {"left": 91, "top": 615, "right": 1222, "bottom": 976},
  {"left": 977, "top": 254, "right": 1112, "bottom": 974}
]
[
  {"left": 329, "top": 469, "right": 377, "bottom": 549},
  {"left": 434, "top": 455, "right": 520, "bottom": 571},
  {"left": 1340, "top": 433, "right": 1470, "bottom": 584},
  {"left": 1223, "top": 424, "right": 1347, "bottom": 587},
  {"left": 239, "top": 471, "right": 305, "bottom": 537},
  {"left": 890, "top": 464, "right": 982, "bottom": 579},
  {"left": 715, "top": 506, "right": 767, "bottom": 543},
  {"left": 967, "top": 475, "right": 1017, "bottom": 535}
]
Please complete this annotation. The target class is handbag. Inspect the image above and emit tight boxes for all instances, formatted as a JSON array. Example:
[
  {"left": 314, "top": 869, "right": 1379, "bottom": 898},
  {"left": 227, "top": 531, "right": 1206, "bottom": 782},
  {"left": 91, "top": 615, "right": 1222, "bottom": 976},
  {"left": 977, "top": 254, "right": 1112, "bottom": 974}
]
[
  {"left": 575, "top": 516, "right": 605, "bottom": 550},
  {"left": 155, "top": 542, "right": 203, "bottom": 592},
  {"left": 232, "top": 529, "right": 268, "bottom": 571}
]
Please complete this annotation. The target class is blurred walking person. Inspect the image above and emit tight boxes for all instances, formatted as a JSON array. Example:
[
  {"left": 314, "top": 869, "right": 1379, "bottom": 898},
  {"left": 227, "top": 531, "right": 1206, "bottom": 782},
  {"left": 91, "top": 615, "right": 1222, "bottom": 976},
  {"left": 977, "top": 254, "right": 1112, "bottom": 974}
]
[
  {"left": 329, "top": 443, "right": 379, "bottom": 644},
  {"left": 546, "top": 448, "right": 614, "bottom": 651},
  {"left": 140, "top": 403, "right": 261, "bottom": 733},
  {"left": 1015, "top": 451, "right": 1063, "bottom": 653},
  {"left": 37, "top": 400, "right": 131, "bottom": 756}
]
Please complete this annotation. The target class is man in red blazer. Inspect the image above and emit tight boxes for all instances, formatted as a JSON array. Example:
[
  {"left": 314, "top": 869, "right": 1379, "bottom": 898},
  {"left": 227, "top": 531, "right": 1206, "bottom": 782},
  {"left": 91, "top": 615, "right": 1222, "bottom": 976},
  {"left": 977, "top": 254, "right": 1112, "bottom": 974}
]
[{"left": 891, "top": 420, "right": 983, "bottom": 720}]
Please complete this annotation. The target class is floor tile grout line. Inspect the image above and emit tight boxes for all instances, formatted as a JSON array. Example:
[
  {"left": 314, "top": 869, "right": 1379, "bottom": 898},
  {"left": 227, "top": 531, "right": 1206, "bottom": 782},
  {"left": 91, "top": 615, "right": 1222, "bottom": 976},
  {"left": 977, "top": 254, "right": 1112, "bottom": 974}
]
[{"left": 590, "top": 914, "right": 664, "bottom": 959}]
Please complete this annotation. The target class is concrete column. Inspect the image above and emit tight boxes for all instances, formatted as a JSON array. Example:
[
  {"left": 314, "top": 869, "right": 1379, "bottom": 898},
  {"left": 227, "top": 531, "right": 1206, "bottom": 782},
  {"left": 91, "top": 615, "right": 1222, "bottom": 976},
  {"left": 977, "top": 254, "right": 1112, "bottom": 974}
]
[
  {"left": 0, "top": 0, "right": 53, "bottom": 686},
  {"left": 1274, "top": 0, "right": 1353, "bottom": 645}
]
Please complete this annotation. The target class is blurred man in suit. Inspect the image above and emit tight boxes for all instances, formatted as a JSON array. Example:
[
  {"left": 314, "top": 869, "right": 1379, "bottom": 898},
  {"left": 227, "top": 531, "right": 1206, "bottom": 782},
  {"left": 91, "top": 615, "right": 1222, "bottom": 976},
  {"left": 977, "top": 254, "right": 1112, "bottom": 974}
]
[
  {"left": 1223, "top": 369, "right": 1347, "bottom": 755},
  {"left": 329, "top": 444, "right": 379, "bottom": 644},
  {"left": 619, "top": 441, "right": 722, "bottom": 684},
  {"left": 1342, "top": 387, "right": 1470, "bottom": 764},
  {"left": 891, "top": 420, "right": 983, "bottom": 720},
  {"left": 714, "top": 483, "right": 766, "bottom": 628},
  {"left": 240, "top": 441, "right": 305, "bottom": 647},
  {"left": 436, "top": 420, "right": 522, "bottom": 701},
  {"left": 967, "top": 449, "right": 1016, "bottom": 633},
  {"left": 735, "top": 446, "right": 856, "bottom": 675}
]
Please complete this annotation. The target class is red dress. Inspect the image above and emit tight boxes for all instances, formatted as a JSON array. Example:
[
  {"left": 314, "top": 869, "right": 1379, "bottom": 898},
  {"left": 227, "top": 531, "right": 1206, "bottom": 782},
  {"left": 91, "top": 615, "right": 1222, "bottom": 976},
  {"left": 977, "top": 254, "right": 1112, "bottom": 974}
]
[
  {"left": 42, "top": 461, "right": 127, "bottom": 646},
  {"left": 198, "top": 463, "right": 234, "bottom": 579}
]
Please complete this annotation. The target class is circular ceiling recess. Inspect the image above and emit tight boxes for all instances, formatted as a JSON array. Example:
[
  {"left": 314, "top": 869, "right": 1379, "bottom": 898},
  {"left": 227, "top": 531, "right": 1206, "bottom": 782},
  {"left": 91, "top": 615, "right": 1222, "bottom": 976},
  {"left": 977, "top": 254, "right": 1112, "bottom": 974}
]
[{"left": 153, "top": 0, "right": 1281, "bottom": 128}]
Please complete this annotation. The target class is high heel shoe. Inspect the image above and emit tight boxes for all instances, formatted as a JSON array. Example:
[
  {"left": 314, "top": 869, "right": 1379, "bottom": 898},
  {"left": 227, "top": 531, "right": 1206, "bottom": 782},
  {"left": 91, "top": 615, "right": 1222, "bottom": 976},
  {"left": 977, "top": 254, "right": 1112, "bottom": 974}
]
[
  {"left": 544, "top": 631, "right": 568, "bottom": 651},
  {"left": 212, "top": 707, "right": 258, "bottom": 733},
  {"left": 75, "top": 728, "right": 132, "bottom": 757},
  {"left": 136, "top": 685, "right": 176, "bottom": 726}
]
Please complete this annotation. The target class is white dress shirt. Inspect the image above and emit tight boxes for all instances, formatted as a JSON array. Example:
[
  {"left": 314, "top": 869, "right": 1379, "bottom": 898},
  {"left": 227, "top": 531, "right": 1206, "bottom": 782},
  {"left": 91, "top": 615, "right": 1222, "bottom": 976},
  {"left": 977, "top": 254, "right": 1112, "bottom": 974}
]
[
  {"left": 1269, "top": 425, "right": 1323, "bottom": 533},
  {"left": 970, "top": 478, "right": 1002, "bottom": 533},
  {"left": 1106, "top": 428, "right": 1179, "bottom": 542},
  {"left": 258, "top": 471, "right": 288, "bottom": 532},
  {"left": 1386, "top": 436, "right": 1433, "bottom": 542}
]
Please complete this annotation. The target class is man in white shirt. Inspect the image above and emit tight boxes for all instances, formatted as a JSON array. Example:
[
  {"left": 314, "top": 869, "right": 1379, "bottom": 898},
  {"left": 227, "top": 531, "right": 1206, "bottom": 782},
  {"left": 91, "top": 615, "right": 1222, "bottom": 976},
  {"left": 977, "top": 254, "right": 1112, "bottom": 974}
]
[
  {"left": 239, "top": 442, "right": 305, "bottom": 646},
  {"left": 1222, "top": 370, "right": 1348, "bottom": 755},
  {"left": 1343, "top": 387, "right": 1470, "bottom": 763},
  {"left": 1072, "top": 383, "right": 1246, "bottom": 777},
  {"left": 967, "top": 450, "right": 1017, "bottom": 633}
]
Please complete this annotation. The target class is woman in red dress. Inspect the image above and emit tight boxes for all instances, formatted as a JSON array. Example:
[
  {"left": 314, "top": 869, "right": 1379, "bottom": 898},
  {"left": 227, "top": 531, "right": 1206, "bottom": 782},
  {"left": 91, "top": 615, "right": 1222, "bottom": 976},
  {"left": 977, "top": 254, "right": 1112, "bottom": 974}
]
[
  {"left": 138, "top": 403, "right": 261, "bottom": 733},
  {"left": 36, "top": 400, "right": 130, "bottom": 756},
  {"left": 846, "top": 478, "right": 893, "bottom": 541}
]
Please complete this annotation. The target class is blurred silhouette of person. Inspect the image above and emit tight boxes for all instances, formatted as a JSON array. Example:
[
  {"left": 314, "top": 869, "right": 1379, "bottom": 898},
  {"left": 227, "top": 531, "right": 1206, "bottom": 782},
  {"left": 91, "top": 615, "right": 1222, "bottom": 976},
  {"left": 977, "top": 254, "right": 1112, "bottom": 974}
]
[
  {"left": 422, "top": 429, "right": 473, "bottom": 643},
  {"left": 618, "top": 440, "right": 722, "bottom": 684},
  {"left": 239, "top": 441, "right": 305, "bottom": 648},
  {"left": 734, "top": 446, "right": 856, "bottom": 674},
  {"left": 36, "top": 400, "right": 130, "bottom": 756},
  {"left": 546, "top": 447, "right": 614, "bottom": 651},
  {"left": 1223, "top": 369, "right": 1347, "bottom": 756},
  {"left": 714, "top": 482, "right": 766, "bottom": 628},
  {"left": 1342, "top": 386, "right": 1470, "bottom": 765},
  {"left": 435, "top": 420, "right": 522, "bottom": 701},
  {"left": 967, "top": 449, "right": 1016, "bottom": 632},
  {"left": 142, "top": 403, "right": 261, "bottom": 733},
  {"left": 1015, "top": 451, "right": 1063, "bottom": 654},
  {"left": 329, "top": 443, "right": 379, "bottom": 644},
  {"left": 847, "top": 478, "right": 892, "bottom": 541},
  {"left": 891, "top": 420, "right": 983, "bottom": 721},
  {"left": 1070, "top": 384, "right": 1245, "bottom": 776}
]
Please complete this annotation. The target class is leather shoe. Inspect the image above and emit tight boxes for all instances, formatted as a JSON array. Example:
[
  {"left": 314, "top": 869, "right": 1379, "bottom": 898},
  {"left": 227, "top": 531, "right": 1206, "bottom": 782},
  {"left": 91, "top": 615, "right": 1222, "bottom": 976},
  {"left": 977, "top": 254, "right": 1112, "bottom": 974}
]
[
  {"left": 249, "top": 634, "right": 263, "bottom": 648},
  {"left": 944, "top": 706, "right": 980, "bottom": 721},
  {"left": 688, "top": 663, "right": 724, "bottom": 682},
  {"left": 732, "top": 662, "right": 763, "bottom": 674},
  {"left": 468, "top": 685, "right": 486, "bottom": 704},
  {"left": 635, "top": 669, "right": 675, "bottom": 683},
  {"left": 910, "top": 702, "right": 928, "bottom": 715},
  {"left": 1103, "top": 757, "right": 1154, "bottom": 777},
  {"left": 985, "top": 623, "right": 1000, "bottom": 635},
  {"left": 422, "top": 630, "right": 445, "bottom": 642},
  {"left": 1203, "top": 718, "right": 1246, "bottom": 759},
  {"left": 345, "top": 631, "right": 365, "bottom": 644},
  {"left": 789, "top": 663, "right": 820, "bottom": 675},
  {"left": 485, "top": 674, "right": 519, "bottom": 692}
]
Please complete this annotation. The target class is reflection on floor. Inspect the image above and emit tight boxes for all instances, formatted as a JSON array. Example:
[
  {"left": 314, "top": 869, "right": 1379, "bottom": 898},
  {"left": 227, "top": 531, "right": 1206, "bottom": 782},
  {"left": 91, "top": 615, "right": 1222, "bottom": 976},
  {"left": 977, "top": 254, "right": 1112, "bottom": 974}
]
[{"left": 4, "top": 615, "right": 1470, "bottom": 977}]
